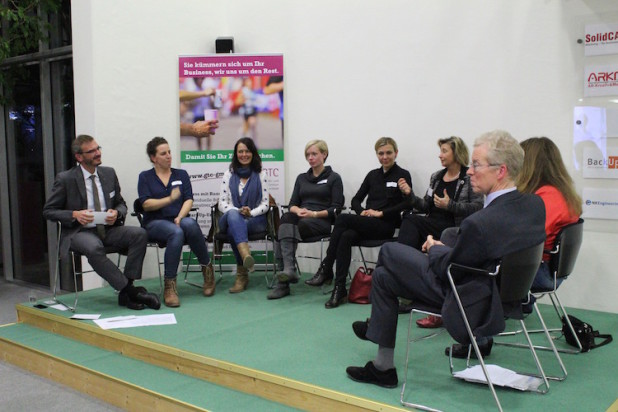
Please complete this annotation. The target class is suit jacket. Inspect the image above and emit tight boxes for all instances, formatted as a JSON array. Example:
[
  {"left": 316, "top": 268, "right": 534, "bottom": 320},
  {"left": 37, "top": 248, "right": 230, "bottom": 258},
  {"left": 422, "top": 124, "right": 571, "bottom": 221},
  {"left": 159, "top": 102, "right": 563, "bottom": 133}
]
[
  {"left": 427, "top": 190, "right": 546, "bottom": 344},
  {"left": 43, "top": 165, "right": 127, "bottom": 259}
]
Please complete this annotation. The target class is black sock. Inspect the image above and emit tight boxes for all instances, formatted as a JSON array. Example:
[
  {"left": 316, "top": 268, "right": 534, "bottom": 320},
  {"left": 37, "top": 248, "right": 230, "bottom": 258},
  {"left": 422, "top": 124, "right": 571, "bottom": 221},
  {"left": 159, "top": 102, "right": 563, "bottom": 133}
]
[{"left": 122, "top": 283, "right": 139, "bottom": 300}]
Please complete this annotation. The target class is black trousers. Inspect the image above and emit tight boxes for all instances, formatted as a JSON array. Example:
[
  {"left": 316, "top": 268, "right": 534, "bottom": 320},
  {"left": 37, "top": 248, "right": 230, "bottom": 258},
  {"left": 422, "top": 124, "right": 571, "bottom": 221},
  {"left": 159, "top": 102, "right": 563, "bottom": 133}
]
[
  {"left": 323, "top": 214, "right": 396, "bottom": 284},
  {"left": 397, "top": 212, "right": 454, "bottom": 250},
  {"left": 278, "top": 212, "right": 331, "bottom": 240}
]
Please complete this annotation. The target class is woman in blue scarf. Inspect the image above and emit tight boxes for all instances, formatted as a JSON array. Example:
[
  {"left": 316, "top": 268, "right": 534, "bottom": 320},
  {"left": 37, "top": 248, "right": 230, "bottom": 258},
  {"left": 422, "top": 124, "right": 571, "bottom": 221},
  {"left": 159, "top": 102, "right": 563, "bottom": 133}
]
[{"left": 218, "top": 137, "right": 270, "bottom": 293}]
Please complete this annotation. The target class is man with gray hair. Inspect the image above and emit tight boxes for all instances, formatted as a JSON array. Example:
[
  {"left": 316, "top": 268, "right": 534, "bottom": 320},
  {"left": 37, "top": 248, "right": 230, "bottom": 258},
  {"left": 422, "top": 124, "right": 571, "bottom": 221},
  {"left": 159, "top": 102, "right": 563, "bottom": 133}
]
[
  {"left": 346, "top": 130, "right": 545, "bottom": 388},
  {"left": 44, "top": 134, "right": 160, "bottom": 310}
]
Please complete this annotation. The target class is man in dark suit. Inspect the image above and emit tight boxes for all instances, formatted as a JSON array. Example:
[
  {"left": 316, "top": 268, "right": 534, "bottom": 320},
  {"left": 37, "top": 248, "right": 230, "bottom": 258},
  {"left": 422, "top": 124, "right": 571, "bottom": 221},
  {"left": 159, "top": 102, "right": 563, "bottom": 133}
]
[
  {"left": 346, "top": 130, "right": 545, "bottom": 388},
  {"left": 44, "top": 134, "right": 160, "bottom": 310}
]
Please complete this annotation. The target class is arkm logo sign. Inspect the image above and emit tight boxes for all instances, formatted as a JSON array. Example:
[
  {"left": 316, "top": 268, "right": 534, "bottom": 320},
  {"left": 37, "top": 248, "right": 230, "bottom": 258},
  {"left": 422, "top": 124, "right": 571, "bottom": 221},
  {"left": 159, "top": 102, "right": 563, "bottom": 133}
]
[{"left": 588, "top": 71, "right": 618, "bottom": 82}]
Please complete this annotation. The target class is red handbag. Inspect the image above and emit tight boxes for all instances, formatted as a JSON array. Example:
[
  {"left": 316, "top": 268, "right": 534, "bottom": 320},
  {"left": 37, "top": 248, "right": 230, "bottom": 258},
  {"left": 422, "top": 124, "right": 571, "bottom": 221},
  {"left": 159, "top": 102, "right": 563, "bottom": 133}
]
[{"left": 348, "top": 267, "right": 373, "bottom": 304}]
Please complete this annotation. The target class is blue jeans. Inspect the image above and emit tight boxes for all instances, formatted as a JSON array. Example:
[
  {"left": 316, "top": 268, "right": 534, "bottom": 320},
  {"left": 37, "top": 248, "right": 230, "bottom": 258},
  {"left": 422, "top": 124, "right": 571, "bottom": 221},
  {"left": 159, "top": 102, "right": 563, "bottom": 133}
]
[
  {"left": 531, "top": 261, "right": 564, "bottom": 291},
  {"left": 218, "top": 209, "right": 267, "bottom": 265},
  {"left": 145, "top": 217, "right": 209, "bottom": 279}
]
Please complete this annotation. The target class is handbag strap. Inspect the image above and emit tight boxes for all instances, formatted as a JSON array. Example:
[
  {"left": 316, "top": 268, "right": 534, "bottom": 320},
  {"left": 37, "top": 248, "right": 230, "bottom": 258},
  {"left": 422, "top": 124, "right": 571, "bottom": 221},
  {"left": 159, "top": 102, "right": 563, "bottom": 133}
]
[{"left": 591, "top": 333, "right": 613, "bottom": 350}]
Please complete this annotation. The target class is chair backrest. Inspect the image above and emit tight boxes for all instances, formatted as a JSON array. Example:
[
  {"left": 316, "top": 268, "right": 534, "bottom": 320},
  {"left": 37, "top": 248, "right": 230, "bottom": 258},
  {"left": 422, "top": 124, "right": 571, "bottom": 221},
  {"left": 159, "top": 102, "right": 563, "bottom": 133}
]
[
  {"left": 133, "top": 198, "right": 146, "bottom": 227},
  {"left": 498, "top": 241, "right": 545, "bottom": 303},
  {"left": 551, "top": 218, "right": 584, "bottom": 280}
]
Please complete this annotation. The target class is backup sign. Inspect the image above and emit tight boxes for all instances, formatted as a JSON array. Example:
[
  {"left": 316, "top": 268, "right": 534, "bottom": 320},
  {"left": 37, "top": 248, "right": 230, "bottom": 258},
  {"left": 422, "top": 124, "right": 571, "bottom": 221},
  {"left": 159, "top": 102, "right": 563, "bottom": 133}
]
[{"left": 583, "top": 146, "right": 618, "bottom": 179}]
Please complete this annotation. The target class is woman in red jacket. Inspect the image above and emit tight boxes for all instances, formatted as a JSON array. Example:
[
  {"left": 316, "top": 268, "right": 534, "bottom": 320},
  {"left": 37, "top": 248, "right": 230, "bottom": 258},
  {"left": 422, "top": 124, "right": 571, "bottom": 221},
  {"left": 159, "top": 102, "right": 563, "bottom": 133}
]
[{"left": 518, "top": 136, "right": 581, "bottom": 291}]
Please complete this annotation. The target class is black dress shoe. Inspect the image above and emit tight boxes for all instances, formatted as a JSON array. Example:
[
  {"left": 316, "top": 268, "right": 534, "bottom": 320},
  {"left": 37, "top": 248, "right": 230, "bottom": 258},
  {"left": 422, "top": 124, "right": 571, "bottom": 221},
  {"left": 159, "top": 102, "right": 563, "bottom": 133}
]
[
  {"left": 134, "top": 290, "right": 161, "bottom": 310},
  {"left": 325, "top": 283, "right": 347, "bottom": 309},
  {"left": 305, "top": 264, "right": 333, "bottom": 286},
  {"left": 346, "top": 361, "right": 398, "bottom": 388},
  {"left": 118, "top": 287, "right": 147, "bottom": 309},
  {"left": 352, "top": 319, "right": 370, "bottom": 341},
  {"left": 445, "top": 338, "right": 493, "bottom": 359}
]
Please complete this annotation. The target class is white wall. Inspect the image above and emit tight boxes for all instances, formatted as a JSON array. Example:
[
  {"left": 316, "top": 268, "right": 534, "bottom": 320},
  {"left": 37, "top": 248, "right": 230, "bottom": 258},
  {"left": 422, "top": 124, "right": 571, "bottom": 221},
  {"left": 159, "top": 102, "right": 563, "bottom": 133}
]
[{"left": 71, "top": 0, "right": 618, "bottom": 313}]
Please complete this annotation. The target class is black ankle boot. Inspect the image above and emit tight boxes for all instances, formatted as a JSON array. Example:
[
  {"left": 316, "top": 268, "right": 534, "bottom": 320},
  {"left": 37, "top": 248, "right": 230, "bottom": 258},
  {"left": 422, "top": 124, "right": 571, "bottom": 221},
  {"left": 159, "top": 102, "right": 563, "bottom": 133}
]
[
  {"left": 305, "top": 263, "right": 334, "bottom": 286},
  {"left": 325, "top": 283, "right": 347, "bottom": 309}
]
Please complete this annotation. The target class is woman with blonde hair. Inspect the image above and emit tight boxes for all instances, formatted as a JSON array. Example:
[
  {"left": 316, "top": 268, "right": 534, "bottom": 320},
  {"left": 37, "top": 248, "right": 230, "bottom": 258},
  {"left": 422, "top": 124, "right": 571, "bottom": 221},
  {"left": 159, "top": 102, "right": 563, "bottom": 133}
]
[
  {"left": 518, "top": 136, "right": 581, "bottom": 291},
  {"left": 268, "top": 139, "right": 344, "bottom": 300},
  {"left": 398, "top": 136, "right": 483, "bottom": 327}
]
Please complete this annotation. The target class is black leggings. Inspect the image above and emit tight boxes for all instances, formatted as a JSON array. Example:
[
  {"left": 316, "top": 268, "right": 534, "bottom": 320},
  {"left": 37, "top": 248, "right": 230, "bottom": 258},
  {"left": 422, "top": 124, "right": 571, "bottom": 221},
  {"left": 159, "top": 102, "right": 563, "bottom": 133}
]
[
  {"left": 279, "top": 212, "right": 331, "bottom": 239},
  {"left": 323, "top": 214, "right": 396, "bottom": 284}
]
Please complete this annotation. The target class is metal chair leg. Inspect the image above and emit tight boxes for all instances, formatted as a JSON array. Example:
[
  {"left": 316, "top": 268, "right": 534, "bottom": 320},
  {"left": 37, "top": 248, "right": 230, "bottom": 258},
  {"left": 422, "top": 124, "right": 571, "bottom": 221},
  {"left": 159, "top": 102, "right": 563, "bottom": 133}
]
[{"left": 400, "top": 310, "right": 444, "bottom": 411}]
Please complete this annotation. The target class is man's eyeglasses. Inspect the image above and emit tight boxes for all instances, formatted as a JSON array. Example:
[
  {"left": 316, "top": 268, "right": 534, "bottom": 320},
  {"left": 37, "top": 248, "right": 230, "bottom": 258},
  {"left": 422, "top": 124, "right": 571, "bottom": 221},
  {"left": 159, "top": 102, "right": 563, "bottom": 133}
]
[
  {"left": 470, "top": 161, "right": 499, "bottom": 171},
  {"left": 80, "top": 146, "right": 102, "bottom": 155}
]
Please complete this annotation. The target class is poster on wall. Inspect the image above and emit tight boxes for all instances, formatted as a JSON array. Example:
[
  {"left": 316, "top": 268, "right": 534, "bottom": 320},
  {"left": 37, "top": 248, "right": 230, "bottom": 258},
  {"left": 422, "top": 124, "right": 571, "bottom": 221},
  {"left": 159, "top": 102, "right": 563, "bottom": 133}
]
[
  {"left": 584, "top": 64, "right": 618, "bottom": 97},
  {"left": 582, "top": 187, "right": 618, "bottom": 220},
  {"left": 584, "top": 23, "right": 618, "bottom": 56},
  {"left": 573, "top": 106, "right": 618, "bottom": 171},
  {"left": 582, "top": 146, "right": 618, "bottom": 179},
  {"left": 178, "top": 54, "right": 284, "bottom": 233}
]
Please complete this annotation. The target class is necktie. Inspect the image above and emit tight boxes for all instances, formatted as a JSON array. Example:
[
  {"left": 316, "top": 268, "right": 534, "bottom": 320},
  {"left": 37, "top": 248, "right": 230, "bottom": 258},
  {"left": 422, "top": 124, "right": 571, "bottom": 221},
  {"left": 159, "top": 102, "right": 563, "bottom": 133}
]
[{"left": 90, "top": 174, "right": 106, "bottom": 239}]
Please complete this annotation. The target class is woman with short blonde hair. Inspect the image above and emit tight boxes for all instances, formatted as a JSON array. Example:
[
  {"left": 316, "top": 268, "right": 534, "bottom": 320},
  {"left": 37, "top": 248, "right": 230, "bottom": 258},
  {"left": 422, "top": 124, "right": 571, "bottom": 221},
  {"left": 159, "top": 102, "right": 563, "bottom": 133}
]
[{"left": 268, "top": 139, "right": 344, "bottom": 300}]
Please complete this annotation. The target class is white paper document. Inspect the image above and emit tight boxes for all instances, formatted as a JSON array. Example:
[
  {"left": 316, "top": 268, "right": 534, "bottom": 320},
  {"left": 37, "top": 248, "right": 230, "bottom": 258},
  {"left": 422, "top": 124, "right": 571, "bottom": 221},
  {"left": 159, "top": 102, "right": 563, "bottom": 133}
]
[
  {"left": 453, "top": 364, "right": 544, "bottom": 391},
  {"left": 85, "top": 211, "right": 110, "bottom": 228},
  {"left": 94, "top": 313, "right": 177, "bottom": 330}
]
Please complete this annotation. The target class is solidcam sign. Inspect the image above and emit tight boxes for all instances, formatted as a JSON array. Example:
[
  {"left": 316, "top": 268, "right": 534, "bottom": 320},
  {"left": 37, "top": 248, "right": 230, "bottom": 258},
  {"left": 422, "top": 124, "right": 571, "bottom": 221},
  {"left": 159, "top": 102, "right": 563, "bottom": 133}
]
[{"left": 585, "top": 23, "right": 618, "bottom": 56}]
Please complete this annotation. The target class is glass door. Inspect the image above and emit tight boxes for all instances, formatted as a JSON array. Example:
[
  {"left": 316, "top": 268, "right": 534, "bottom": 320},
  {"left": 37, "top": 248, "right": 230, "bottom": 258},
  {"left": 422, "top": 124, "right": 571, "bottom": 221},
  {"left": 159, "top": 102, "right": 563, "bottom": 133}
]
[{"left": 5, "top": 65, "right": 48, "bottom": 284}]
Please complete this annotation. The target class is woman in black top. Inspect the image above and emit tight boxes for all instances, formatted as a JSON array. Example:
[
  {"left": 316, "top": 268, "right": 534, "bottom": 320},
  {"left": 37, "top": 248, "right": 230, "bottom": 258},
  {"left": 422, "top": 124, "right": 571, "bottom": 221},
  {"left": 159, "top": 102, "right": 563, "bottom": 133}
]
[
  {"left": 397, "top": 136, "right": 482, "bottom": 249},
  {"left": 306, "top": 137, "right": 412, "bottom": 309},
  {"left": 267, "top": 139, "right": 344, "bottom": 300},
  {"left": 397, "top": 136, "right": 483, "bottom": 327}
]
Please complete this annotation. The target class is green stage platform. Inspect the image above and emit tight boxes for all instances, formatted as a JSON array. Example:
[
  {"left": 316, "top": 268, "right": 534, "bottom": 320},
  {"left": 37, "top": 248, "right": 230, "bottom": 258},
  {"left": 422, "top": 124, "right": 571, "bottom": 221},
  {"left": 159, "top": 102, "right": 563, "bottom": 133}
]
[{"left": 1, "top": 273, "right": 617, "bottom": 411}]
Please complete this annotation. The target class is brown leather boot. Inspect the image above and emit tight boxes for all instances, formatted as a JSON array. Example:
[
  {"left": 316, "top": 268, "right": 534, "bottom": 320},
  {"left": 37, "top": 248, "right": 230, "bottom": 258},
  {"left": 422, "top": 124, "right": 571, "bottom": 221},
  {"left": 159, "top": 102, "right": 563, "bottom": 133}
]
[
  {"left": 229, "top": 265, "right": 249, "bottom": 293},
  {"left": 163, "top": 278, "right": 180, "bottom": 307},
  {"left": 236, "top": 242, "right": 255, "bottom": 272},
  {"left": 202, "top": 263, "right": 215, "bottom": 297}
]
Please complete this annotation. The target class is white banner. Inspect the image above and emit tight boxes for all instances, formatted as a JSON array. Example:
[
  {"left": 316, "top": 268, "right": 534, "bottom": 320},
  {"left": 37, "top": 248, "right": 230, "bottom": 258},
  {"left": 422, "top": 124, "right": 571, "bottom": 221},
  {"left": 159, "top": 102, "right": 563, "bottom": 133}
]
[
  {"left": 584, "top": 64, "right": 618, "bottom": 97},
  {"left": 582, "top": 187, "right": 618, "bottom": 220},
  {"left": 585, "top": 23, "right": 618, "bottom": 56},
  {"left": 582, "top": 146, "right": 618, "bottom": 179}
]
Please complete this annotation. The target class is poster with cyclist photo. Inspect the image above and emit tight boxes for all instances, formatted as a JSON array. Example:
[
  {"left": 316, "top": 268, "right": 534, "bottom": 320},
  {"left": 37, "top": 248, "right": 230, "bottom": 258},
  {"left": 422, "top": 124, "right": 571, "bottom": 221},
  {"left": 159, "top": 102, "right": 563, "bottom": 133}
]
[{"left": 178, "top": 54, "right": 284, "bottom": 235}]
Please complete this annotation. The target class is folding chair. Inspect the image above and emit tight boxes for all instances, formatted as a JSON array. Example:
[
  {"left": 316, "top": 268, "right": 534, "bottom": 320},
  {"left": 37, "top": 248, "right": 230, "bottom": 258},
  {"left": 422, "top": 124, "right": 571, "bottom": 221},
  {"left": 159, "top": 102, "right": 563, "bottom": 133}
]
[
  {"left": 400, "top": 302, "right": 446, "bottom": 411},
  {"left": 444, "top": 241, "right": 564, "bottom": 412},
  {"left": 209, "top": 204, "right": 278, "bottom": 287},
  {"left": 352, "top": 234, "right": 398, "bottom": 272},
  {"left": 52, "top": 222, "right": 125, "bottom": 312},
  {"left": 501, "top": 219, "right": 585, "bottom": 354}
]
